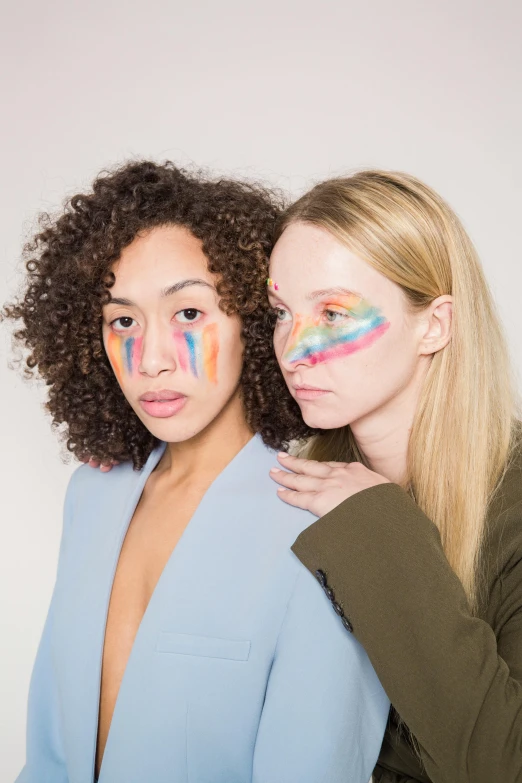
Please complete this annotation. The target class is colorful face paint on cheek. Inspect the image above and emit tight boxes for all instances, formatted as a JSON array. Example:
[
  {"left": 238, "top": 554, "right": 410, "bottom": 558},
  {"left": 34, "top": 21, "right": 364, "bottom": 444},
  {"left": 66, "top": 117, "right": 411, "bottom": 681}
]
[
  {"left": 284, "top": 301, "right": 390, "bottom": 365},
  {"left": 172, "top": 324, "right": 220, "bottom": 383},
  {"left": 202, "top": 323, "right": 219, "bottom": 384},
  {"left": 106, "top": 332, "right": 142, "bottom": 383},
  {"left": 106, "top": 331, "right": 125, "bottom": 384}
]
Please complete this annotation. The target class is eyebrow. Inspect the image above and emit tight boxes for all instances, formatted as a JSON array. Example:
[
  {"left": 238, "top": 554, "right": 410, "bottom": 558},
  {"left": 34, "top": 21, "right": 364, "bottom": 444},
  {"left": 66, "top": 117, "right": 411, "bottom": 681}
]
[
  {"left": 307, "top": 286, "right": 363, "bottom": 301},
  {"left": 266, "top": 286, "right": 362, "bottom": 302},
  {"left": 108, "top": 278, "right": 215, "bottom": 306}
]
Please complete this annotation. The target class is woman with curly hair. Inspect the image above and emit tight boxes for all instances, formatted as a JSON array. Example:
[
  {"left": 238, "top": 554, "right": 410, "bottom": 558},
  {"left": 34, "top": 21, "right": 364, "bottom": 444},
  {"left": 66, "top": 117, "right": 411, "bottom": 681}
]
[{"left": 4, "top": 161, "right": 389, "bottom": 783}]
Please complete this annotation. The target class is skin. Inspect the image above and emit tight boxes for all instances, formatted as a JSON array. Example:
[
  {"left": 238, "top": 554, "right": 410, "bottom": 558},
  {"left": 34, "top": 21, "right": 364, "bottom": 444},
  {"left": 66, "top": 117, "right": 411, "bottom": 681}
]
[
  {"left": 96, "top": 225, "right": 252, "bottom": 776},
  {"left": 267, "top": 221, "right": 453, "bottom": 514}
]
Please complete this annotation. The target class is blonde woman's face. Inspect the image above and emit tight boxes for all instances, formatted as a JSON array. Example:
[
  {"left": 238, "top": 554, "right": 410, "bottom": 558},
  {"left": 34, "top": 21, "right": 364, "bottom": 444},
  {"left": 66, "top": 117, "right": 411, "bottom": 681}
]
[{"left": 269, "top": 222, "right": 426, "bottom": 431}]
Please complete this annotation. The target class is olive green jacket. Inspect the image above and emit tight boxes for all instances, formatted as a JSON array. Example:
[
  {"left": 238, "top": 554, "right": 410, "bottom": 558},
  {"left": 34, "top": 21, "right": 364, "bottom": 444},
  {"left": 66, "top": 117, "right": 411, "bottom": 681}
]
[{"left": 292, "top": 448, "right": 522, "bottom": 783}]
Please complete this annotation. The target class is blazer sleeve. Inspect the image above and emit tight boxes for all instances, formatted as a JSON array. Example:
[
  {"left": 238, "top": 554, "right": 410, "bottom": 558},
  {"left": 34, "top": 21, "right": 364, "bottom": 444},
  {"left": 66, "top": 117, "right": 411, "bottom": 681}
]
[
  {"left": 252, "top": 563, "right": 390, "bottom": 783},
  {"left": 15, "top": 471, "right": 80, "bottom": 783},
  {"left": 291, "top": 483, "right": 522, "bottom": 783}
]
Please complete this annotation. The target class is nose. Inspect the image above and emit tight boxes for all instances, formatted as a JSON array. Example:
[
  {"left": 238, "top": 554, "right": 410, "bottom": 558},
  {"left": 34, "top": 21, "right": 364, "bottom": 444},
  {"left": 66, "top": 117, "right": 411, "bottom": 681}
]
[
  {"left": 138, "top": 323, "right": 177, "bottom": 378},
  {"left": 278, "top": 314, "right": 314, "bottom": 372}
]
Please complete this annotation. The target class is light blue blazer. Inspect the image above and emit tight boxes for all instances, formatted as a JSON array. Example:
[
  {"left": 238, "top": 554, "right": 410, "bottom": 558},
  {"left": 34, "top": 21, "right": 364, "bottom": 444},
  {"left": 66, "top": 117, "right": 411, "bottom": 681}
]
[{"left": 17, "top": 434, "right": 389, "bottom": 783}]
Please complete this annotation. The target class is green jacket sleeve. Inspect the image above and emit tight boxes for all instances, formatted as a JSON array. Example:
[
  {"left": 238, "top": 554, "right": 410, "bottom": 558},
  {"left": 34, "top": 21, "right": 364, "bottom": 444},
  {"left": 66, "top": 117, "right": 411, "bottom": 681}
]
[{"left": 291, "top": 483, "right": 522, "bottom": 783}]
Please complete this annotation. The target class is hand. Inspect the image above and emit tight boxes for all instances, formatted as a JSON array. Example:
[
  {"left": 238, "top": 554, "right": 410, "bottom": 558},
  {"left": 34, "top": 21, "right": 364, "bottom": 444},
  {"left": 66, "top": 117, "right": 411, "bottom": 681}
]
[
  {"left": 81, "top": 457, "right": 119, "bottom": 473},
  {"left": 270, "top": 453, "right": 390, "bottom": 517}
]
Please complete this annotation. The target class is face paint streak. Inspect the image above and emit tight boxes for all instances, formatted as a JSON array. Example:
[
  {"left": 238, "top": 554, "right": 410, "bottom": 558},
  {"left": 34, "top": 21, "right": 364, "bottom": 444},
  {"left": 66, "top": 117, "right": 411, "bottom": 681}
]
[
  {"left": 304, "top": 321, "right": 390, "bottom": 365},
  {"left": 285, "top": 304, "right": 389, "bottom": 365},
  {"left": 124, "top": 337, "right": 134, "bottom": 374},
  {"left": 288, "top": 316, "right": 384, "bottom": 360},
  {"left": 106, "top": 332, "right": 124, "bottom": 385},
  {"left": 321, "top": 295, "right": 361, "bottom": 312},
  {"left": 288, "top": 313, "right": 303, "bottom": 345},
  {"left": 184, "top": 331, "right": 199, "bottom": 378},
  {"left": 202, "top": 323, "right": 219, "bottom": 384}
]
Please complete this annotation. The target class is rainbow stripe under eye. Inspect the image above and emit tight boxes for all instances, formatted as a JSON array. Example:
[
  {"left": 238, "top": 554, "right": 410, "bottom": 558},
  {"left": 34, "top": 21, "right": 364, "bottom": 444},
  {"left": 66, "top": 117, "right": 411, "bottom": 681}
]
[
  {"left": 172, "top": 323, "right": 220, "bottom": 383},
  {"left": 284, "top": 301, "right": 389, "bottom": 365},
  {"left": 106, "top": 332, "right": 143, "bottom": 382}
]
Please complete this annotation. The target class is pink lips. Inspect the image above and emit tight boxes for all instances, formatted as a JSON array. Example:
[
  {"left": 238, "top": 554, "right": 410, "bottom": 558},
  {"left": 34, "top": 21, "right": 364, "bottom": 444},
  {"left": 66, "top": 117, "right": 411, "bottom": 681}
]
[
  {"left": 293, "top": 384, "right": 331, "bottom": 401},
  {"left": 138, "top": 389, "right": 187, "bottom": 418}
]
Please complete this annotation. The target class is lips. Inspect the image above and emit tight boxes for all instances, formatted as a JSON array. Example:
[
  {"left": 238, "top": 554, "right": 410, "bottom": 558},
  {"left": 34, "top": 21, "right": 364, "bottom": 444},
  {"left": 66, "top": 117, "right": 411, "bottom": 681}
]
[
  {"left": 138, "top": 389, "right": 187, "bottom": 418},
  {"left": 293, "top": 384, "right": 327, "bottom": 392},
  {"left": 139, "top": 390, "right": 185, "bottom": 402},
  {"left": 293, "top": 384, "right": 331, "bottom": 401}
]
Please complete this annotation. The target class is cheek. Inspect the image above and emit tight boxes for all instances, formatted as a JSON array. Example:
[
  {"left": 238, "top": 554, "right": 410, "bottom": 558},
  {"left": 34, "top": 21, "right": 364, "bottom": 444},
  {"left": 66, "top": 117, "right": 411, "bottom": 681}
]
[
  {"left": 172, "top": 324, "right": 220, "bottom": 384},
  {"left": 106, "top": 332, "right": 142, "bottom": 383},
  {"left": 285, "top": 308, "right": 390, "bottom": 366},
  {"left": 106, "top": 332, "right": 125, "bottom": 384},
  {"left": 214, "top": 322, "right": 244, "bottom": 384},
  {"left": 330, "top": 330, "right": 418, "bottom": 408}
]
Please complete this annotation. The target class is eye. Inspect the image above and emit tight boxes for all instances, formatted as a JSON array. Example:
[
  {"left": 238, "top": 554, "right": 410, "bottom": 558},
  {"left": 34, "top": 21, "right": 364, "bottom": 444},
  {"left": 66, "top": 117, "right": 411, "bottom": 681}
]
[
  {"left": 111, "top": 316, "right": 137, "bottom": 332},
  {"left": 273, "top": 307, "right": 290, "bottom": 324},
  {"left": 323, "top": 309, "right": 350, "bottom": 325},
  {"left": 175, "top": 308, "right": 203, "bottom": 324}
]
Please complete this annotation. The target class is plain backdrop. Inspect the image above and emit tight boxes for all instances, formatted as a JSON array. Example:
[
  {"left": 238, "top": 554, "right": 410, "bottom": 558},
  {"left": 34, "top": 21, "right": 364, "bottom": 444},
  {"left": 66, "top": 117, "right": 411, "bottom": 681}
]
[{"left": 1, "top": 0, "right": 521, "bottom": 778}]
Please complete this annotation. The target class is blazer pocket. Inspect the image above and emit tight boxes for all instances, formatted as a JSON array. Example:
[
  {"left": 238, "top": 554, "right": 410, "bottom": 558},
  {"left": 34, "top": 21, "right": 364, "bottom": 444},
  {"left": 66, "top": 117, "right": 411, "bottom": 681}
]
[{"left": 156, "top": 632, "right": 251, "bottom": 661}]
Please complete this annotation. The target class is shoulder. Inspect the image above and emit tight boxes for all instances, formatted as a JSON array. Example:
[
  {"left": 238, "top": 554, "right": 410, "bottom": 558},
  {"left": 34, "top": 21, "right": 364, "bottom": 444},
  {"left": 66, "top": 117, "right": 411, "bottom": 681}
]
[
  {"left": 63, "top": 444, "right": 164, "bottom": 519},
  {"left": 237, "top": 436, "right": 318, "bottom": 539},
  {"left": 64, "top": 459, "right": 138, "bottom": 506}
]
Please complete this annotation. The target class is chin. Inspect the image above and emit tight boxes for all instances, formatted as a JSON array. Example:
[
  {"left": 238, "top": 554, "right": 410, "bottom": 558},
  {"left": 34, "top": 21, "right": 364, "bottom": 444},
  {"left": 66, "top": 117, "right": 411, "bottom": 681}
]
[
  {"left": 299, "top": 405, "right": 355, "bottom": 431},
  {"left": 132, "top": 406, "right": 210, "bottom": 444}
]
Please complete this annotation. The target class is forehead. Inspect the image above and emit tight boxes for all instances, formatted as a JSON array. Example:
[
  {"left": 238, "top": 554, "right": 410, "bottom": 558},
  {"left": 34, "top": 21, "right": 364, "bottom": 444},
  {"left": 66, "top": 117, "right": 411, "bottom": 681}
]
[
  {"left": 111, "top": 225, "right": 212, "bottom": 291},
  {"left": 271, "top": 222, "right": 361, "bottom": 280},
  {"left": 270, "top": 221, "right": 398, "bottom": 305}
]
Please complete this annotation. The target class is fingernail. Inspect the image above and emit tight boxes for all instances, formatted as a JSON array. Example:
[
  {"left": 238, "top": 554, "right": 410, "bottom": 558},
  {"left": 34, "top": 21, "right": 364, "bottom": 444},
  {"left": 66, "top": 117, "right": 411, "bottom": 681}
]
[
  {"left": 270, "top": 468, "right": 280, "bottom": 473},
  {"left": 278, "top": 452, "right": 289, "bottom": 458}
]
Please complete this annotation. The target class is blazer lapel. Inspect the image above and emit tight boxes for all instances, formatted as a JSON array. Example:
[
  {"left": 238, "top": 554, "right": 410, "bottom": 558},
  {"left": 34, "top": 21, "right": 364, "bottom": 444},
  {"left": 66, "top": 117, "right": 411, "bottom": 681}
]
[{"left": 52, "top": 444, "right": 166, "bottom": 782}]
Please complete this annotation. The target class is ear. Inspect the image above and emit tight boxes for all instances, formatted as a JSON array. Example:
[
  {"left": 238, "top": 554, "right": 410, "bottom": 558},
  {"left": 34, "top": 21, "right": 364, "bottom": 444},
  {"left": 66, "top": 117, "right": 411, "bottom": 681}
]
[{"left": 418, "top": 295, "right": 453, "bottom": 356}]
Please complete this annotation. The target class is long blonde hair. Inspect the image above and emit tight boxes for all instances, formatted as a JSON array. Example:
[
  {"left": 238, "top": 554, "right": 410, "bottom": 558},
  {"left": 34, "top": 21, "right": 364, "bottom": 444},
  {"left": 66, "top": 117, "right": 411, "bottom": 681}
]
[{"left": 277, "top": 170, "right": 517, "bottom": 613}]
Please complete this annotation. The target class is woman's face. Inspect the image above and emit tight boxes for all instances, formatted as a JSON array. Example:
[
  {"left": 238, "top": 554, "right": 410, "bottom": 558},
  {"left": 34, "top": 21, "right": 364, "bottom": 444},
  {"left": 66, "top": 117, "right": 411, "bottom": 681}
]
[
  {"left": 102, "top": 225, "right": 244, "bottom": 443},
  {"left": 269, "top": 222, "right": 429, "bottom": 431}
]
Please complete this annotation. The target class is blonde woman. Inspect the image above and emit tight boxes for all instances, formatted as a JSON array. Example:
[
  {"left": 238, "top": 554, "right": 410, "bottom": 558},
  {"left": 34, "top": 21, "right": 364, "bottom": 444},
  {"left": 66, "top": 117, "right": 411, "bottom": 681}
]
[{"left": 268, "top": 171, "right": 522, "bottom": 783}]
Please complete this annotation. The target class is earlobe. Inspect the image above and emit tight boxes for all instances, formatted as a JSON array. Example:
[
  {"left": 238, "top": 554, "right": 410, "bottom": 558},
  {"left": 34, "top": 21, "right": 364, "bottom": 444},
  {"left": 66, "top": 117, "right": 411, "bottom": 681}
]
[{"left": 419, "top": 295, "right": 453, "bottom": 356}]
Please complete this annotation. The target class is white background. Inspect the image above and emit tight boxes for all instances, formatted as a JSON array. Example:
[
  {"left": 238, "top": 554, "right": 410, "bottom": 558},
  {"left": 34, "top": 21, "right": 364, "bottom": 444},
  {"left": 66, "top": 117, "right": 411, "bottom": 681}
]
[{"left": 1, "top": 0, "right": 521, "bottom": 778}]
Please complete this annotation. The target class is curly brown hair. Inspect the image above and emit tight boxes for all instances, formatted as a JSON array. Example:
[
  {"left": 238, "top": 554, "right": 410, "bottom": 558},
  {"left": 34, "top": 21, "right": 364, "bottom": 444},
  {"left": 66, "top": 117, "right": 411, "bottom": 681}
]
[{"left": 2, "top": 160, "right": 312, "bottom": 469}]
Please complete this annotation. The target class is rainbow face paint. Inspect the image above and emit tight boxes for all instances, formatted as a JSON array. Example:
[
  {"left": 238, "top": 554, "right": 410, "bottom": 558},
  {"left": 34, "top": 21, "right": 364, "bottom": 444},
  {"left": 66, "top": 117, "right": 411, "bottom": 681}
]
[
  {"left": 106, "top": 331, "right": 143, "bottom": 384},
  {"left": 283, "top": 296, "right": 389, "bottom": 366},
  {"left": 106, "top": 323, "right": 220, "bottom": 384},
  {"left": 172, "top": 323, "right": 220, "bottom": 383}
]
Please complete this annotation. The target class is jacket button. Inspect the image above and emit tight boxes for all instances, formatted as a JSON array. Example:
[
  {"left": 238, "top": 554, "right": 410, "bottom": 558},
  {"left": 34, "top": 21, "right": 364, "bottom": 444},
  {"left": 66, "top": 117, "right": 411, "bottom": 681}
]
[
  {"left": 332, "top": 601, "right": 344, "bottom": 616},
  {"left": 323, "top": 585, "right": 335, "bottom": 601},
  {"left": 315, "top": 569, "right": 327, "bottom": 587},
  {"left": 341, "top": 615, "right": 354, "bottom": 633}
]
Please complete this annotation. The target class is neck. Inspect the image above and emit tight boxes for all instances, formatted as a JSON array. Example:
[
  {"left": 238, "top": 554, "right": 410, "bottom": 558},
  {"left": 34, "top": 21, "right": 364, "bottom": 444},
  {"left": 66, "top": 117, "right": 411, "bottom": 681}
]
[
  {"left": 351, "top": 358, "right": 430, "bottom": 486},
  {"left": 158, "top": 390, "right": 254, "bottom": 486}
]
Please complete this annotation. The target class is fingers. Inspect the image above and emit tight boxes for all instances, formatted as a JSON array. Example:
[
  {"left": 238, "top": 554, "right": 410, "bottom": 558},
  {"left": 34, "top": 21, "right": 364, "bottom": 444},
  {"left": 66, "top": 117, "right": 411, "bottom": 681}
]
[
  {"left": 86, "top": 457, "right": 119, "bottom": 471},
  {"left": 270, "top": 468, "right": 323, "bottom": 492},
  {"left": 275, "top": 488, "right": 317, "bottom": 511},
  {"left": 277, "top": 453, "right": 332, "bottom": 477}
]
